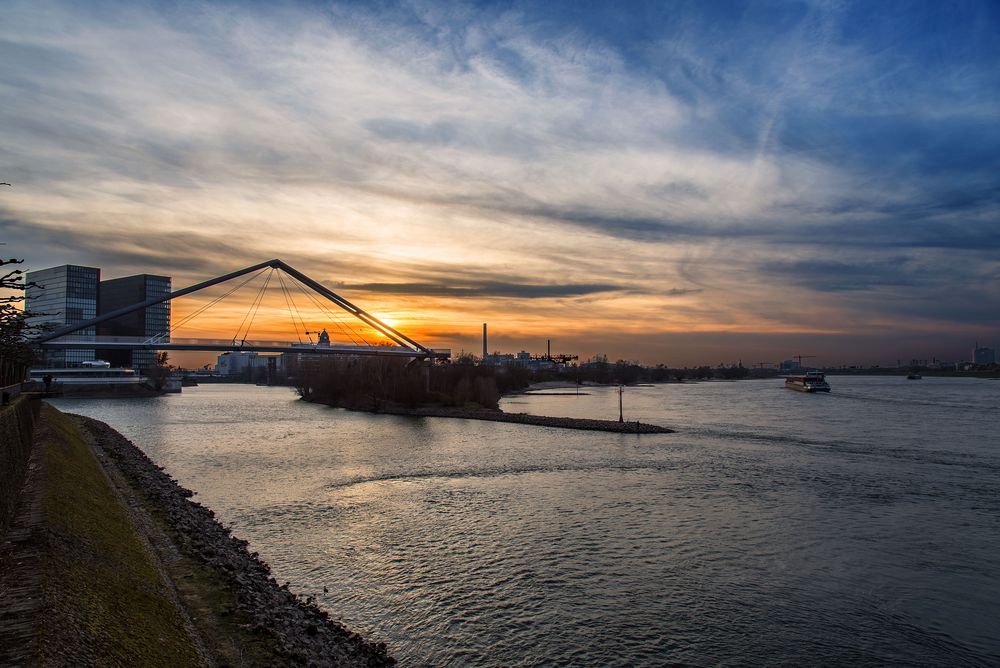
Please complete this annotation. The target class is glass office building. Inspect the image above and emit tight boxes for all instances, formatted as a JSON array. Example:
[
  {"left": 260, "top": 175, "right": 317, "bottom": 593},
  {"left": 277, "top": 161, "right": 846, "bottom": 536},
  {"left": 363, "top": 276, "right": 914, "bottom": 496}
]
[
  {"left": 98, "top": 274, "right": 171, "bottom": 372},
  {"left": 25, "top": 266, "right": 172, "bottom": 371},
  {"left": 25, "top": 265, "right": 101, "bottom": 367}
]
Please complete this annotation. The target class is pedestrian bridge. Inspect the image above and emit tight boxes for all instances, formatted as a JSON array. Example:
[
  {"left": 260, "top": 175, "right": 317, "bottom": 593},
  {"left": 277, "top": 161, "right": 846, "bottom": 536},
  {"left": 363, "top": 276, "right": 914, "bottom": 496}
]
[{"left": 31, "top": 259, "right": 450, "bottom": 360}]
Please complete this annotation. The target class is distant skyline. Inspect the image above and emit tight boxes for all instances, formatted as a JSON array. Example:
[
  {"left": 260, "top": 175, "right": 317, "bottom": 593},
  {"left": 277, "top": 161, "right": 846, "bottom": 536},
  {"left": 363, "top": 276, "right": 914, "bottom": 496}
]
[{"left": 3, "top": 0, "right": 999, "bottom": 366}]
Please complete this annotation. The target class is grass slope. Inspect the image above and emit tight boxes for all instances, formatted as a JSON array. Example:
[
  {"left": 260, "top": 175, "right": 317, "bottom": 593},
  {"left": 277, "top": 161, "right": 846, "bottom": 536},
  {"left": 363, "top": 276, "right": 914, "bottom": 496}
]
[{"left": 39, "top": 404, "right": 202, "bottom": 667}]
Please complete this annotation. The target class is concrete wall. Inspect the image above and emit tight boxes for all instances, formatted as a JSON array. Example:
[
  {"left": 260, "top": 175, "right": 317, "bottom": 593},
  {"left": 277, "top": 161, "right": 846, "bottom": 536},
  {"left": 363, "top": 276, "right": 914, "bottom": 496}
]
[{"left": 0, "top": 396, "right": 38, "bottom": 535}]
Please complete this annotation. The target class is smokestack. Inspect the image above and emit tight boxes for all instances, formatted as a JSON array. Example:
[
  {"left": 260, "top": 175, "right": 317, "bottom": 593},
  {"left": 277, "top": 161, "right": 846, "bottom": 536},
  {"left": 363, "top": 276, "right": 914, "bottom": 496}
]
[
  {"left": 547, "top": 339, "right": 551, "bottom": 360},
  {"left": 483, "top": 323, "right": 488, "bottom": 360}
]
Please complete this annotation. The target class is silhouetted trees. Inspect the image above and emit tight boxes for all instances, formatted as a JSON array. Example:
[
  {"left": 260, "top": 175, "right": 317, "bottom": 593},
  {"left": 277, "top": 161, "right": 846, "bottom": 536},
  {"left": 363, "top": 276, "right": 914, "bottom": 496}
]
[
  {"left": 297, "top": 357, "right": 531, "bottom": 410},
  {"left": 0, "top": 258, "right": 42, "bottom": 387},
  {"left": 296, "top": 351, "right": 761, "bottom": 412},
  {"left": 568, "top": 358, "right": 749, "bottom": 384},
  {"left": 145, "top": 351, "right": 172, "bottom": 391}
]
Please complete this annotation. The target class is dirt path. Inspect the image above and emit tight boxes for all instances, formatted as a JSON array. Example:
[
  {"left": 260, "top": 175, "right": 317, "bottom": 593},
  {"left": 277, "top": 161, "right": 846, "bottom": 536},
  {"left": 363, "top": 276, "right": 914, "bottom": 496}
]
[{"left": 0, "top": 417, "right": 46, "bottom": 665}]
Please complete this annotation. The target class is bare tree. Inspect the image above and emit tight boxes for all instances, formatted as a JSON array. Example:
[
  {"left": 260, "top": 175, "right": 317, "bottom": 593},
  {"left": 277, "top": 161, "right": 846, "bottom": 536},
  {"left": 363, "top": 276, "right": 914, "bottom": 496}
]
[{"left": 0, "top": 258, "right": 41, "bottom": 386}]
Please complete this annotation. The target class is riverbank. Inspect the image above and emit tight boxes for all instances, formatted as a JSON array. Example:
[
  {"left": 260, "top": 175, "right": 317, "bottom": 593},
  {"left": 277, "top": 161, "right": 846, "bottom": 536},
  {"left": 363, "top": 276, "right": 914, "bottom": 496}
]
[{"left": 0, "top": 401, "right": 394, "bottom": 666}]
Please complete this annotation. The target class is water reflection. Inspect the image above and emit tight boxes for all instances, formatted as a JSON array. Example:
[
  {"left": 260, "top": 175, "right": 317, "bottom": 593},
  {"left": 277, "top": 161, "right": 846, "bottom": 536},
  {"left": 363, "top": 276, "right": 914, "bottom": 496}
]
[{"left": 52, "top": 377, "right": 1000, "bottom": 665}]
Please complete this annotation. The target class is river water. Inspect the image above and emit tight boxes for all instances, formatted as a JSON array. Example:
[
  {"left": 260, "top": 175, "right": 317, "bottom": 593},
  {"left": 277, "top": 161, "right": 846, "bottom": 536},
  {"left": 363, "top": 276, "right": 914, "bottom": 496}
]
[{"left": 51, "top": 376, "right": 1000, "bottom": 666}]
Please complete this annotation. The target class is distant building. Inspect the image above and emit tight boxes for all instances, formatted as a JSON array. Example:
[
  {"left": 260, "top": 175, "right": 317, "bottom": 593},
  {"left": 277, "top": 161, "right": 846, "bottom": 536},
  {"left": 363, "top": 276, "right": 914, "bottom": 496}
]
[
  {"left": 217, "top": 351, "right": 284, "bottom": 379},
  {"left": 98, "top": 274, "right": 171, "bottom": 372},
  {"left": 482, "top": 350, "right": 564, "bottom": 372},
  {"left": 25, "top": 264, "right": 101, "bottom": 367},
  {"left": 973, "top": 345, "right": 996, "bottom": 366},
  {"left": 779, "top": 359, "right": 801, "bottom": 371},
  {"left": 217, "top": 351, "right": 259, "bottom": 376}
]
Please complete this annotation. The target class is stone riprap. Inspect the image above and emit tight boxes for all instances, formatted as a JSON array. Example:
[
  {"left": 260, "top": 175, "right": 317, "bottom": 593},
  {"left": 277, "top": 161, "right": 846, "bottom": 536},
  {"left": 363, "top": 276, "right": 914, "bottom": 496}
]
[{"left": 77, "top": 416, "right": 395, "bottom": 667}]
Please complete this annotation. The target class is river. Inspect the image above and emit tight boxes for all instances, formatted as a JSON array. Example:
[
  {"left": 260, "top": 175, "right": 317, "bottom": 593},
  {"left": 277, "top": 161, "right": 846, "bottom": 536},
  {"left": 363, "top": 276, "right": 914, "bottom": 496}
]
[{"left": 50, "top": 376, "right": 1000, "bottom": 666}]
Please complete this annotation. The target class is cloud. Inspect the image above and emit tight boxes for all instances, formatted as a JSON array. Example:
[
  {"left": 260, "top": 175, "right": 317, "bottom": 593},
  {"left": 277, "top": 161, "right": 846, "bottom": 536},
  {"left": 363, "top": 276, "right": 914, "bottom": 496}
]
[
  {"left": 342, "top": 281, "right": 625, "bottom": 299},
  {"left": 2, "top": 0, "right": 999, "bottom": 363},
  {"left": 765, "top": 256, "right": 918, "bottom": 292}
]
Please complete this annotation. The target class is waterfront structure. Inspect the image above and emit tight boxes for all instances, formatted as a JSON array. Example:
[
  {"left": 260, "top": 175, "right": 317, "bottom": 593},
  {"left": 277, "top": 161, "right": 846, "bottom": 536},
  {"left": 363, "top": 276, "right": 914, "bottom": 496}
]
[
  {"left": 482, "top": 350, "right": 563, "bottom": 372},
  {"left": 217, "top": 351, "right": 259, "bottom": 376},
  {"left": 98, "top": 274, "right": 171, "bottom": 372},
  {"left": 25, "top": 265, "right": 101, "bottom": 366},
  {"left": 973, "top": 344, "right": 996, "bottom": 366},
  {"left": 216, "top": 351, "right": 284, "bottom": 379}
]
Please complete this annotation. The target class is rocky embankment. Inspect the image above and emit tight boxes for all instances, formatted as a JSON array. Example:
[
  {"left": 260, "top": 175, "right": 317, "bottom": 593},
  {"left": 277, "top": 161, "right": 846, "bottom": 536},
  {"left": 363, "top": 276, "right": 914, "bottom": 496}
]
[
  {"left": 358, "top": 405, "right": 673, "bottom": 434},
  {"left": 78, "top": 416, "right": 395, "bottom": 667}
]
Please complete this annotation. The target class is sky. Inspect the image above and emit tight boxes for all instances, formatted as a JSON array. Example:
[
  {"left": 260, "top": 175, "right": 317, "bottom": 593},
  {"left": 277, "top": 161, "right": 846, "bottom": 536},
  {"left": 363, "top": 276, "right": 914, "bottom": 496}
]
[{"left": 2, "top": 0, "right": 999, "bottom": 367}]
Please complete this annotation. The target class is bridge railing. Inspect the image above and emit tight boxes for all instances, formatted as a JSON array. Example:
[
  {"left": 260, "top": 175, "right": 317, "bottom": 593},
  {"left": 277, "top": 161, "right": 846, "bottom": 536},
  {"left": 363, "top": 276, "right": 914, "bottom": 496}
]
[
  {"left": 34, "top": 336, "right": 451, "bottom": 359},
  {"left": 37, "top": 335, "right": 425, "bottom": 352}
]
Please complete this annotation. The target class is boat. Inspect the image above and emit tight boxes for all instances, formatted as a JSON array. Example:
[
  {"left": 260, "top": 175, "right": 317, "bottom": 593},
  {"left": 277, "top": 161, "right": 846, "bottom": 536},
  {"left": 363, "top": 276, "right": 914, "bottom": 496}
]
[
  {"left": 28, "top": 363, "right": 163, "bottom": 396},
  {"left": 784, "top": 371, "right": 831, "bottom": 392},
  {"left": 29, "top": 364, "right": 143, "bottom": 386},
  {"left": 906, "top": 373, "right": 922, "bottom": 380}
]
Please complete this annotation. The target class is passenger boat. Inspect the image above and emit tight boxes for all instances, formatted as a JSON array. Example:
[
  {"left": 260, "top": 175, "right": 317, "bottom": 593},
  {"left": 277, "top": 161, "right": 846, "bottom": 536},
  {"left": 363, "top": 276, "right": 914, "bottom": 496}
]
[
  {"left": 28, "top": 364, "right": 150, "bottom": 396},
  {"left": 29, "top": 365, "right": 143, "bottom": 385},
  {"left": 784, "top": 371, "right": 831, "bottom": 392}
]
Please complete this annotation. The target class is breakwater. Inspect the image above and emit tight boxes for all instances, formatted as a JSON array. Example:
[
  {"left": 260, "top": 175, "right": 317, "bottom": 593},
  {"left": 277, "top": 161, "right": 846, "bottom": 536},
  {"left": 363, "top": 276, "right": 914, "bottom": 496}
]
[
  {"left": 374, "top": 405, "right": 674, "bottom": 433},
  {"left": 308, "top": 395, "right": 673, "bottom": 433}
]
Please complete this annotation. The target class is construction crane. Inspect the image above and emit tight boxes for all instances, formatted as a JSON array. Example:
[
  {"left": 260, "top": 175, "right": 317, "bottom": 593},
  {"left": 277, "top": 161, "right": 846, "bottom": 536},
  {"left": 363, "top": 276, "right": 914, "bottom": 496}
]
[
  {"left": 754, "top": 361, "right": 776, "bottom": 368},
  {"left": 304, "top": 329, "right": 331, "bottom": 345},
  {"left": 793, "top": 355, "right": 816, "bottom": 364}
]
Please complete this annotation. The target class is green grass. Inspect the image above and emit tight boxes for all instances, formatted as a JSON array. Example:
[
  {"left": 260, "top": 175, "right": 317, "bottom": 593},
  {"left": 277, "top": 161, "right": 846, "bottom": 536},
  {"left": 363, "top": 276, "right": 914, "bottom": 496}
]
[{"left": 39, "top": 405, "right": 203, "bottom": 667}]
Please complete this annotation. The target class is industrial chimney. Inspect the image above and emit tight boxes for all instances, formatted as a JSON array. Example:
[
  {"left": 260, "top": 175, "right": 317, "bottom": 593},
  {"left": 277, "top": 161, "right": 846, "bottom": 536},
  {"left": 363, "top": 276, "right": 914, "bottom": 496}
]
[{"left": 483, "top": 323, "right": 488, "bottom": 360}]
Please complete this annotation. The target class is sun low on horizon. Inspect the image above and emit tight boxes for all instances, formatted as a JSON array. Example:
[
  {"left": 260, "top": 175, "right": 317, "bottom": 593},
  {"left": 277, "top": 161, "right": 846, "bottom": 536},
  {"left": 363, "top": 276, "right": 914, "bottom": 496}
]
[{"left": 3, "top": 0, "right": 998, "bottom": 367}]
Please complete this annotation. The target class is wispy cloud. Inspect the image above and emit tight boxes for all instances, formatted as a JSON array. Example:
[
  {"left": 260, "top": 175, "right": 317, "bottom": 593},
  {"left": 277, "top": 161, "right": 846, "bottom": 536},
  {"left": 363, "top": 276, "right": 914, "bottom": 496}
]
[
  {"left": 2, "top": 0, "right": 998, "bottom": 363},
  {"left": 342, "top": 281, "right": 626, "bottom": 299}
]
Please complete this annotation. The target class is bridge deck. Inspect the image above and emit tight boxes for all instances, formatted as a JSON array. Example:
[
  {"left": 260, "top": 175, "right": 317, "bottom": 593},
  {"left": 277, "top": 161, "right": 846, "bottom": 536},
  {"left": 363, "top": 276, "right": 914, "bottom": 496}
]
[{"left": 37, "top": 337, "right": 450, "bottom": 358}]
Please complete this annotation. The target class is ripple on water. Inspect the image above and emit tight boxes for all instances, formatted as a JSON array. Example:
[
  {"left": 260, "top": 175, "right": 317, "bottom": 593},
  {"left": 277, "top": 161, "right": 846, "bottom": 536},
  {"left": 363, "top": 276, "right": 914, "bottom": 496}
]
[{"left": 50, "top": 379, "right": 1000, "bottom": 666}]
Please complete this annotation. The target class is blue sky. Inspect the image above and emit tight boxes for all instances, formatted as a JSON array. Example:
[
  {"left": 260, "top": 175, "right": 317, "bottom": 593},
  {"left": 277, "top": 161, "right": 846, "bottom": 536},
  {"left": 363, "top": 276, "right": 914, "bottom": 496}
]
[{"left": 2, "top": 0, "right": 998, "bottom": 364}]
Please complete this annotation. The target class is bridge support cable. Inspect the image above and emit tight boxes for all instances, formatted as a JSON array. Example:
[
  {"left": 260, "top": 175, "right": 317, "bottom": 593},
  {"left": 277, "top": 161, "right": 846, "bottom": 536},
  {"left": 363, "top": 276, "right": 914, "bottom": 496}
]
[
  {"left": 232, "top": 268, "right": 274, "bottom": 346},
  {"left": 275, "top": 271, "right": 307, "bottom": 345},
  {"left": 151, "top": 267, "right": 270, "bottom": 344},
  {"left": 286, "top": 275, "right": 357, "bottom": 345},
  {"left": 272, "top": 260, "right": 430, "bottom": 354},
  {"left": 285, "top": 274, "right": 376, "bottom": 347}
]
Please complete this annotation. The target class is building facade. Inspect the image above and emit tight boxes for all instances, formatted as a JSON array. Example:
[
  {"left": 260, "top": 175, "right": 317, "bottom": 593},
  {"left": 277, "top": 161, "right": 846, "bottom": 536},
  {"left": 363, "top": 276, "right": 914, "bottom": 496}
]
[
  {"left": 216, "top": 351, "right": 259, "bottom": 376},
  {"left": 25, "top": 265, "right": 101, "bottom": 367},
  {"left": 97, "top": 274, "right": 171, "bottom": 372},
  {"left": 973, "top": 345, "right": 996, "bottom": 366},
  {"left": 217, "top": 351, "right": 284, "bottom": 380}
]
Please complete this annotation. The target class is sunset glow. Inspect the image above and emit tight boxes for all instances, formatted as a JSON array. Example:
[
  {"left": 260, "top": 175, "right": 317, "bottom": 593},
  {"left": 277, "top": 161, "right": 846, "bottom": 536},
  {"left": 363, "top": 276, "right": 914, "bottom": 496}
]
[{"left": 3, "top": 1, "right": 999, "bottom": 366}]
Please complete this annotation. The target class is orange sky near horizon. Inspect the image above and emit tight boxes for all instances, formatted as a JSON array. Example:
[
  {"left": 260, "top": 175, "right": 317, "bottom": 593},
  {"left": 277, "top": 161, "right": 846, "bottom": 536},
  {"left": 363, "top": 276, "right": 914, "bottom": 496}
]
[{"left": 160, "top": 267, "right": 975, "bottom": 370}]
